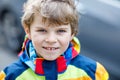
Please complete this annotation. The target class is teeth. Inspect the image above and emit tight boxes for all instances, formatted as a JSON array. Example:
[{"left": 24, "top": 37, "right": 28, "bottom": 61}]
[{"left": 44, "top": 47, "right": 57, "bottom": 50}]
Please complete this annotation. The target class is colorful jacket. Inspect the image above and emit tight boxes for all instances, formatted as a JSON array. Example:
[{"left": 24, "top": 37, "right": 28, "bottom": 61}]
[{"left": 0, "top": 37, "right": 109, "bottom": 80}]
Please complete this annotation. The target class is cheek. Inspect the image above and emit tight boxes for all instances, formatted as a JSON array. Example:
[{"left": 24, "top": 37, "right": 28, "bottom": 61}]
[
  {"left": 60, "top": 35, "right": 72, "bottom": 44},
  {"left": 31, "top": 33, "right": 43, "bottom": 43},
  {"left": 31, "top": 37, "right": 42, "bottom": 49},
  {"left": 61, "top": 39, "right": 70, "bottom": 49}
]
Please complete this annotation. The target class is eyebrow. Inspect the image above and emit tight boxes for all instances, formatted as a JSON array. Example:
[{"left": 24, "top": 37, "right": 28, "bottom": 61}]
[
  {"left": 57, "top": 27, "right": 68, "bottom": 30},
  {"left": 33, "top": 24, "right": 70, "bottom": 29},
  {"left": 33, "top": 25, "right": 44, "bottom": 28}
]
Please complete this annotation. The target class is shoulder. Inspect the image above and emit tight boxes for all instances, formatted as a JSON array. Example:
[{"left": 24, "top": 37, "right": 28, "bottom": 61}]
[
  {"left": 3, "top": 59, "right": 28, "bottom": 80},
  {"left": 71, "top": 54, "right": 97, "bottom": 69},
  {"left": 70, "top": 55, "right": 97, "bottom": 79},
  {"left": 70, "top": 55, "right": 109, "bottom": 80}
]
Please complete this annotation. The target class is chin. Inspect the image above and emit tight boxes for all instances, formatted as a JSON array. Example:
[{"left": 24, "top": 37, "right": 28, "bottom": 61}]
[{"left": 44, "top": 57, "right": 57, "bottom": 61}]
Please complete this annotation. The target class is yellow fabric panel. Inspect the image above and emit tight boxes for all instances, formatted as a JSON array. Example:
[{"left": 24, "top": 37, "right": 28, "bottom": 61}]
[
  {"left": 95, "top": 62, "right": 109, "bottom": 80},
  {"left": 72, "top": 37, "right": 81, "bottom": 53},
  {"left": 0, "top": 71, "right": 6, "bottom": 80},
  {"left": 58, "top": 65, "right": 91, "bottom": 80},
  {"left": 16, "top": 68, "right": 45, "bottom": 80},
  {"left": 63, "top": 76, "right": 92, "bottom": 80}
]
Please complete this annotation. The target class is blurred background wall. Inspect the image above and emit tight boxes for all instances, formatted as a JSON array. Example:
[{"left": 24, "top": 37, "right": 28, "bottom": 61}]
[{"left": 0, "top": 0, "right": 120, "bottom": 79}]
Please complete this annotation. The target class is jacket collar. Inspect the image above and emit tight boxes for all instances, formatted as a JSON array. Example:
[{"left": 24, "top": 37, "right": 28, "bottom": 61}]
[{"left": 19, "top": 36, "right": 80, "bottom": 75}]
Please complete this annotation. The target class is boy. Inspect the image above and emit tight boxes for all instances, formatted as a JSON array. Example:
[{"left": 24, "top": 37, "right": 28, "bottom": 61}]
[{"left": 0, "top": 0, "right": 109, "bottom": 80}]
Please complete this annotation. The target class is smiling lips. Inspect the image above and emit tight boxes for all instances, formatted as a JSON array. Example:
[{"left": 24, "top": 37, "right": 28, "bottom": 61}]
[{"left": 43, "top": 47, "right": 59, "bottom": 50}]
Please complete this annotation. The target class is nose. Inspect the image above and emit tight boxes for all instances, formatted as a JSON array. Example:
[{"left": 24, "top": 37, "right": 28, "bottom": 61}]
[{"left": 45, "top": 33, "right": 57, "bottom": 43}]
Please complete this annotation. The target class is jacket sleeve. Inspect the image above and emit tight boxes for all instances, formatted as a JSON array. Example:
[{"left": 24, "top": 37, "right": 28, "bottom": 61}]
[
  {"left": 0, "top": 71, "right": 6, "bottom": 80},
  {"left": 95, "top": 62, "right": 109, "bottom": 80}
]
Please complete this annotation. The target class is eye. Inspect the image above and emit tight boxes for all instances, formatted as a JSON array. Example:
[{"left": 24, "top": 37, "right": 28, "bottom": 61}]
[
  {"left": 57, "top": 29, "right": 66, "bottom": 33},
  {"left": 37, "top": 29, "right": 47, "bottom": 32}
]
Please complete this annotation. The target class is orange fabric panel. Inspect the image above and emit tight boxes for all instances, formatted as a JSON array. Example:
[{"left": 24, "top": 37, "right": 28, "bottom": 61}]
[
  {"left": 0, "top": 71, "right": 6, "bottom": 80},
  {"left": 95, "top": 62, "right": 109, "bottom": 80}
]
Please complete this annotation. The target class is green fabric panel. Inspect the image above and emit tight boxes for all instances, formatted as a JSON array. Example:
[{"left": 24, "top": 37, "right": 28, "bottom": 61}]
[
  {"left": 16, "top": 68, "right": 45, "bottom": 80},
  {"left": 58, "top": 65, "right": 89, "bottom": 80},
  {"left": 16, "top": 65, "right": 90, "bottom": 80}
]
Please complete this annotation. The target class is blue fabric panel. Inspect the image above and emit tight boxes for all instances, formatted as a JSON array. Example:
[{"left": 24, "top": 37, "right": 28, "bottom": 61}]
[
  {"left": 71, "top": 55, "right": 96, "bottom": 80},
  {"left": 4, "top": 59, "right": 28, "bottom": 80},
  {"left": 43, "top": 60, "right": 57, "bottom": 80}
]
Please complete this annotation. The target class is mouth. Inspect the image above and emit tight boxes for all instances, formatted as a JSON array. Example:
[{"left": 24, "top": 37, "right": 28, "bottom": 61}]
[{"left": 43, "top": 47, "right": 59, "bottom": 51}]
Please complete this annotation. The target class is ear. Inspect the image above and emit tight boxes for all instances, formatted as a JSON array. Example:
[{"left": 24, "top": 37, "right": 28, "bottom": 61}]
[
  {"left": 70, "top": 33, "right": 75, "bottom": 41},
  {"left": 24, "top": 27, "right": 31, "bottom": 39}
]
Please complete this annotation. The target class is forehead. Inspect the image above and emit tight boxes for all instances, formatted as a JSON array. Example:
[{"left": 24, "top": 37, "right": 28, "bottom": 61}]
[{"left": 31, "top": 14, "right": 70, "bottom": 28}]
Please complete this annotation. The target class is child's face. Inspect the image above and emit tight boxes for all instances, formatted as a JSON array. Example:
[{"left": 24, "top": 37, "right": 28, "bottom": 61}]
[{"left": 25, "top": 14, "right": 74, "bottom": 60}]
